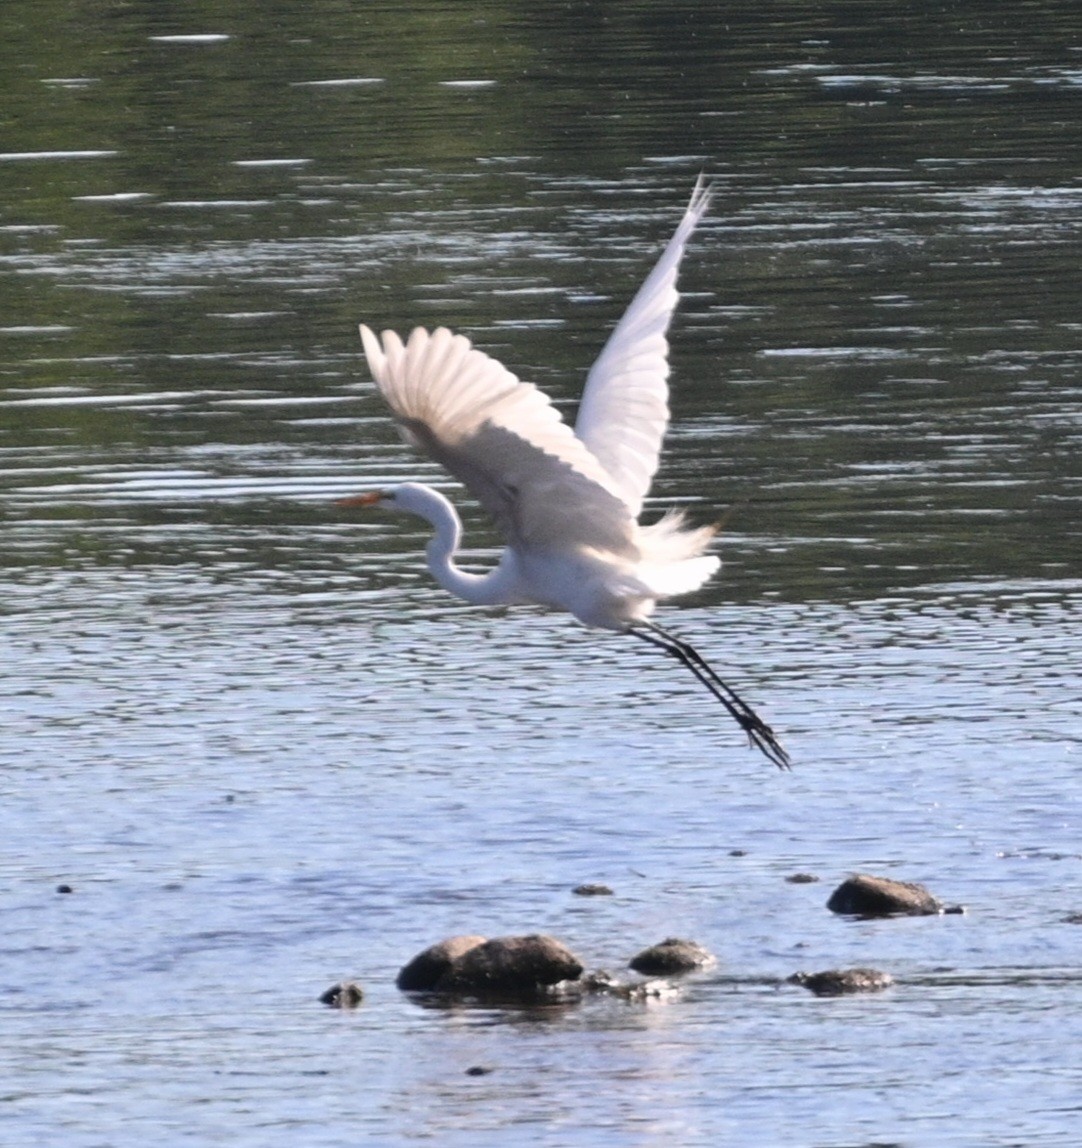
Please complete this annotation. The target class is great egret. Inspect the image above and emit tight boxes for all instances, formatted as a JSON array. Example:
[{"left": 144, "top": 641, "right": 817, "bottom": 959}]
[{"left": 343, "top": 178, "right": 789, "bottom": 769}]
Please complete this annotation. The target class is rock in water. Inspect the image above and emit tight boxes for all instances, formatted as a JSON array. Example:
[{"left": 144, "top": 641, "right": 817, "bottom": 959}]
[
  {"left": 434, "top": 934, "right": 584, "bottom": 996},
  {"left": 788, "top": 967, "right": 894, "bottom": 996},
  {"left": 826, "top": 873, "right": 945, "bottom": 917},
  {"left": 397, "top": 934, "right": 584, "bottom": 999},
  {"left": 628, "top": 938, "right": 715, "bottom": 975},
  {"left": 582, "top": 970, "right": 680, "bottom": 1002},
  {"left": 396, "top": 935, "right": 488, "bottom": 991},
  {"left": 319, "top": 981, "right": 365, "bottom": 1008}
]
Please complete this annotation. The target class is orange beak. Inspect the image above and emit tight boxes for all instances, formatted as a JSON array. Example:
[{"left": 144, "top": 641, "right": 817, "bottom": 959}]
[{"left": 336, "top": 490, "right": 385, "bottom": 509}]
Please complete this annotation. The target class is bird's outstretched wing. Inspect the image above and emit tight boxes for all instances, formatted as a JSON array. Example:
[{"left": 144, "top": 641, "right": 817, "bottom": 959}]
[
  {"left": 574, "top": 176, "right": 712, "bottom": 518},
  {"left": 360, "top": 325, "right": 636, "bottom": 555}
]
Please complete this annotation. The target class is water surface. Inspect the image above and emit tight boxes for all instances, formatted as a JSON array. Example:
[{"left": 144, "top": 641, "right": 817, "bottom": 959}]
[{"left": 2, "top": 2, "right": 1080, "bottom": 1145}]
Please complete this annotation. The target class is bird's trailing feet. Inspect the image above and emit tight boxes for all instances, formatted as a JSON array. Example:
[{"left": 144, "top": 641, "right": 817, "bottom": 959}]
[{"left": 630, "top": 621, "right": 791, "bottom": 770}]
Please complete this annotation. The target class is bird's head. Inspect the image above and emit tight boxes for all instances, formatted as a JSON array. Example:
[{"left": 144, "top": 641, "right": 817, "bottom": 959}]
[
  {"left": 337, "top": 482, "right": 453, "bottom": 524},
  {"left": 337, "top": 488, "right": 398, "bottom": 512}
]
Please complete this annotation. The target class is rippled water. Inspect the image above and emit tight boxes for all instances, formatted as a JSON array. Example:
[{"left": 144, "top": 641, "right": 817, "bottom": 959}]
[{"left": 3, "top": 2, "right": 1081, "bottom": 1145}]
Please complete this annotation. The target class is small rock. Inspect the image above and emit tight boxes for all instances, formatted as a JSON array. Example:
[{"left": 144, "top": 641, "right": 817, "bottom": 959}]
[
  {"left": 396, "top": 935, "right": 488, "bottom": 992},
  {"left": 434, "top": 934, "right": 584, "bottom": 997},
  {"left": 465, "top": 1065, "right": 494, "bottom": 1076},
  {"left": 629, "top": 937, "right": 715, "bottom": 975},
  {"left": 572, "top": 883, "right": 614, "bottom": 896},
  {"left": 1062, "top": 912, "right": 1082, "bottom": 925},
  {"left": 582, "top": 970, "right": 677, "bottom": 1002},
  {"left": 788, "top": 967, "right": 894, "bottom": 996},
  {"left": 826, "top": 873, "right": 945, "bottom": 917},
  {"left": 56, "top": 884, "right": 74, "bottom": 895},
  {"left": 786, "top": 873, "right": 820, "bottom": 884},
  {"left": 582, "top": 969, "right": 618, "bottom": 991},
  {"left": 319, "top": 981, "right": 365, "bottom": 1008}
]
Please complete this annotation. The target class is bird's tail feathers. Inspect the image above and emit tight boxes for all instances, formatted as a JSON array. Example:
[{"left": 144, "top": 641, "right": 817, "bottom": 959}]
[
  {"left": 636, "top": 555, "right": 720, "bottom": 598},
  {"left": 630, "top": 510, "right": 720, "bottom": 597},
  {"left": 638, "top": 509, "right": 717, "bottom": 562}
]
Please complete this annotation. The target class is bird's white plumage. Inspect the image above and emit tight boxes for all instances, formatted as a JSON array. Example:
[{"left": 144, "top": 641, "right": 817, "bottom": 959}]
[
  {"left": 357, "top": 179, "right": 720, "bottom": 628},
  {"left": 350, "top": 180, "right": 791, "bottom": 768},
  {"left": 359, "top": 325, "right": 636, "bottom": 556},
  {"left": 575, "top": 174, "right": 713, "bottom": 517}
]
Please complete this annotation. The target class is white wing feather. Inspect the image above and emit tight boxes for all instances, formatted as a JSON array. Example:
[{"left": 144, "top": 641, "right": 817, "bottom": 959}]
[
  {"left": 574, "top": 175, "right": 712, "bottom": 517},
  {"left": 360, "top": 325, "right": 636, "bottom": 555}
]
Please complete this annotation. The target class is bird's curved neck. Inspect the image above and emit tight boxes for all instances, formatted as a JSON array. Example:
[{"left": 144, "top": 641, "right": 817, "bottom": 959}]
[{"left": 406, "top": 486, "right": 516, "bottom": 606}]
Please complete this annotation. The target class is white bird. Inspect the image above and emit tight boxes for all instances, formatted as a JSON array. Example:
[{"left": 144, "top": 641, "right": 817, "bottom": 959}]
[{"left": 342, "top": 178, "right": 789, "bottom": 768}]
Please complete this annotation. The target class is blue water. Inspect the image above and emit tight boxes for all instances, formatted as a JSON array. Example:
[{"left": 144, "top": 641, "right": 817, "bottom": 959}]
[{"left": 4, "top": 569, "right": 1080, "bottom": 1145}]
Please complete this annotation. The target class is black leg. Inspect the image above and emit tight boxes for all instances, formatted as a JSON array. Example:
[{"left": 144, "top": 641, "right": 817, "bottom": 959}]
[{"left": 629, "top": 620, "right": 791, "bottom": 770}]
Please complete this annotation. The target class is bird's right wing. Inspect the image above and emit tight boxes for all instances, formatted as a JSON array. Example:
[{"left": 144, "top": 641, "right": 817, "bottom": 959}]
[
  {"left": 361, "top": 325, "right": 637, "bottom": 555},
  {"left": 574, "top": 177, "right": 712, "bottom": 518}
]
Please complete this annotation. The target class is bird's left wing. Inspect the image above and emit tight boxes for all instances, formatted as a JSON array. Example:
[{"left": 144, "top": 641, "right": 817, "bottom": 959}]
[
  {"left": 574, "top": 177, "right": 712, "bottom": 518},
  {"left": 361, "top": 325, "right": 637, "bottom": 555}
]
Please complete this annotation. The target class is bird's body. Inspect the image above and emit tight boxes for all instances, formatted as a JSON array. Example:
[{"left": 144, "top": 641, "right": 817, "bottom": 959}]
[
  {"left": 346, "top": 179, "right": 789, "bottom": 768},
  {"left": 380, "top": 480, "right": 717, "bottom": 630}
]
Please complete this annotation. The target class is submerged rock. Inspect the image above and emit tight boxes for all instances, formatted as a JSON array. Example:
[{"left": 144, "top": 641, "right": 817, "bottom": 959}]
[
  {"left": 319, "top": 980, "right": 365, "bottom": 1008},
  {"left": 629, "top": 938, "right": 715, "bottom": 975},
  {"left": 788, "top": 967, "right": 894, "bottom": 996},
  {"left": 786, "top": 872, "right": 820, "bottom": 884},
  {"left": 572, "top": 883, "right": 614, "bottom": 896},
  {"left": 395, "top": 935, "right": 488, "bottom": 992},
  {"left": 582, "top": 970, "right": 679, "bottom": 1002},
  {"left": 827, "top": 873, "right": 947, "bottom": 917}
]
